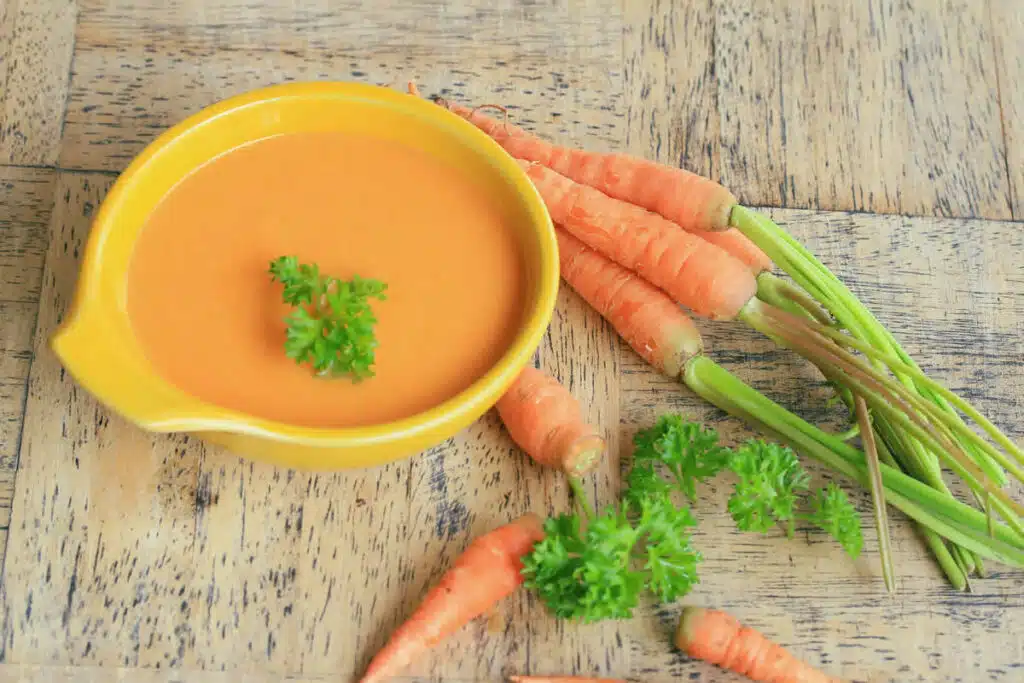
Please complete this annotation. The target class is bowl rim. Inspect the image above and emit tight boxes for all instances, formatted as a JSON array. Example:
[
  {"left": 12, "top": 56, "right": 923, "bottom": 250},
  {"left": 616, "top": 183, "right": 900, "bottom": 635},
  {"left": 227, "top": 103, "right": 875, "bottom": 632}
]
[{"left": 53, "top": 80, "right": 559, "bottom": 448}]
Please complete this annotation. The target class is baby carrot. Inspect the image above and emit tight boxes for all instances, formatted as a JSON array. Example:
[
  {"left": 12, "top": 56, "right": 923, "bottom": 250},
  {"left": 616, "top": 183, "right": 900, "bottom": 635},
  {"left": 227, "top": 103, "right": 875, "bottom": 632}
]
[
  {"left": 700, "top": 228, "right": 774, "bottom": 274},
  {"left": 522, "top": 160, "right": 757, "bottom": 321},
  {"left": 359, "top": 514, "right": 545, "bottom": 683},
  {"left": 496, "top": 366, "right": 605, "bottom": 478},
  {"left": 676, "top": 606, "right": 840, "bottom": 683},
  {"left": 555, "top": 229, "right": 703, "bottom": 377},
  {"left": 443, "top": 100, "right": 738, "bottom": 233}
]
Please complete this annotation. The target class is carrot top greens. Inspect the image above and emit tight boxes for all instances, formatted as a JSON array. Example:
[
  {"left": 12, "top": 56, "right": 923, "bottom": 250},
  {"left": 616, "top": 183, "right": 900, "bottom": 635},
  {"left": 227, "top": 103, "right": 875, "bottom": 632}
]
[{"left": 268, "top": 256, "right": 387, "bottom": 381}]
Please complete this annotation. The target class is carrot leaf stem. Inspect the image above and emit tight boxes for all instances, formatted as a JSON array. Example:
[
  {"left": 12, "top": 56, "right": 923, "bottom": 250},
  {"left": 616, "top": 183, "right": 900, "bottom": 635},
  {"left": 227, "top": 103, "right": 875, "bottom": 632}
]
[
  {"left": 855, "top": 396, "right": 897, "bottom": 592},
  {"left": 776, "top": 313, "right": 1022, "bottom": 473},
  {"left": 682, "top": 356, "right": 1024, "bottom": 565}
]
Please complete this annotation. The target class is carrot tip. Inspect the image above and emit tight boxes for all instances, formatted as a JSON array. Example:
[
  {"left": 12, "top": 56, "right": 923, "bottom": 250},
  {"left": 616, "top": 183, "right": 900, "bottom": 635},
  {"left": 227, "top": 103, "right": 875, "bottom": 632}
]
[
  {"left": 563, "top": 435, "right": 605, "bottom": 478},
  {"left": 674, "top": 606, "right": 705, "bottom": 652}
]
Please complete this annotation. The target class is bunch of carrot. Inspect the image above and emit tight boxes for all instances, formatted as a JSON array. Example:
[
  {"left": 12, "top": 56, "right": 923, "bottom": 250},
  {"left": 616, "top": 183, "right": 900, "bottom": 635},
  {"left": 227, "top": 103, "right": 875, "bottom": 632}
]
[{"left": 404, "top": 82, "right": 1024, "bottom": 592}]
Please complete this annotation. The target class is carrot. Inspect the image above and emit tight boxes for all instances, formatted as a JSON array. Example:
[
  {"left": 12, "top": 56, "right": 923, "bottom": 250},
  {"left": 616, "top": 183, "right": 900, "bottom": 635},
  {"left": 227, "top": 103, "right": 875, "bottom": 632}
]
[
  {"left": 510, "top": 676, "right": 627, "bottom": 683},
  {"left": 359, "top": 514, "right": 545, "bottom": 683},
  {"left": 525, "top": 160, "right": 756, "bottom": 320},
  {"left": 675, "top": 606, "right": 841, "bottom": 683},
  {"left": 442, "top": 100, "right": 737, "bottom": 233},
  {"left": 556, "top": 229, "right": 702, "bottom": 377},
  {"left": 496, "top": 366, "right": 605, "bottom": 477},
  {"left": 700, "top": 228, "right": 774, "bottom": 274}
]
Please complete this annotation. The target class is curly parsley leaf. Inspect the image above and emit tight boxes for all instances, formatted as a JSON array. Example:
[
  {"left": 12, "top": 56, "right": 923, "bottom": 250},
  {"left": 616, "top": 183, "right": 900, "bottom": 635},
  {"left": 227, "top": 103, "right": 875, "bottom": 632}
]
[
  {"left": 521, "top": 509, "right": 644, "bottom": 622},
  {"left": 522, "top": 495, "right": 701, "bottom": 623},
  {"left": 638, "top": 493, "right": 701, "bottom": 602},
  {"left": 632, "top": 415, "right": 730, "bottom": 500},
  {"left": 269, "top": 257, "right": 387, "bottom": 381},
  {"left": 808, "top": 482, "right": 863, "bottom": 558},
  {"left": 727, "top": 440, "right": 810, "bottom": 535}
]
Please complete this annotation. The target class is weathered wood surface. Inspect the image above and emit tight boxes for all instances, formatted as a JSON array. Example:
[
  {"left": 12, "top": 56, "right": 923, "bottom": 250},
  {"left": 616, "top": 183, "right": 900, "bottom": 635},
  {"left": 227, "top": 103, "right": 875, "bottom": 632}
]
[
  {"left": 0, "top": 0, "right": 77, "bottom": 165},
  {"left": 0, "top": 1, "right": 1022, "bottom": 682},
  {"left": 0, "top": 167, "right": 56, "bottom": 541}
]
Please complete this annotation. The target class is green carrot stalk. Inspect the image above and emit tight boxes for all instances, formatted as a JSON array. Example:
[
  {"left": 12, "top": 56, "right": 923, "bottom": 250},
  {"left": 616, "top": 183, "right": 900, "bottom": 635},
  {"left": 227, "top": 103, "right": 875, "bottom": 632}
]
[{"left": 554, "top": 231, "right": 1024, "bottom": 584}]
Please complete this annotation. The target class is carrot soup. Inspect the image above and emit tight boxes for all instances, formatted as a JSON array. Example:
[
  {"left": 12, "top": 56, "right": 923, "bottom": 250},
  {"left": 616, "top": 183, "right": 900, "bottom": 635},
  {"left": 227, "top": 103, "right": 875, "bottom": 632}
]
[{"left": 126, "top": 131, "right": 526, "bottom": 428}]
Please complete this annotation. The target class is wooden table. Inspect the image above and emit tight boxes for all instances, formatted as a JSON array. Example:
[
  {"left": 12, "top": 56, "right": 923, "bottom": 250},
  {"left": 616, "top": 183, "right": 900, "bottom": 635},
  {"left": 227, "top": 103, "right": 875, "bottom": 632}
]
[{"left": 0, "top": 2, "right": 1022, "bottom": 681}]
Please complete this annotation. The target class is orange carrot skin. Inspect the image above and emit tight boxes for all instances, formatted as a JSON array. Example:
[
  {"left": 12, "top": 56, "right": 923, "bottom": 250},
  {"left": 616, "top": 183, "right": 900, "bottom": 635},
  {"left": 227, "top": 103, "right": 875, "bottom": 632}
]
[
  {"left": 676, "top": 607, "right": 840, "bottom": 683},
  {"left": 510, "top": 676, "right": 627, "bottom": 683},
  {"left": 700, "top": 228, "right": 773, "bottom": 274},
  {"left": 496, "top": 367, "right": 605, "bottom": 478},
  {"left": 556, "top": 229, "right": 703, "bottom": 378},
  {"left": 525, "top": 161, "right": 756, "bottom": 321},
  {"left": 360, "top": 514, "right": 545, "bottom": 683},
  {"left": 445, "top": 101, "right": 737, "bottom": 233}
]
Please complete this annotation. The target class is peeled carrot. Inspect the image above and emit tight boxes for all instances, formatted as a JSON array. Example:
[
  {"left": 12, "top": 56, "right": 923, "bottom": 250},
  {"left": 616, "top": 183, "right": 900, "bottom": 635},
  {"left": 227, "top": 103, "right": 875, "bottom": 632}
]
[
  {"left": 496, "top": 366, "right": 605, "bottom": 478},
  {"left": 525, "top": 160, "right": 756, "bottom": 320},
  {"left": 700, "top": 228, "right": 773, "bottom": 274},
  {"left": 511, "top": 676, "right": 627, "bottom": 683},
  {"left": 675, "top": 607, "right": 840, "bottom": 683},
  {"left": 556, "top": 229, "right": 702, "bottom": 377},
  {"left": 360, "top": 514, "right": 545, "bottom": 683},
  {"left": 443, "top": 100, "right": 737, "bottom": 233}
]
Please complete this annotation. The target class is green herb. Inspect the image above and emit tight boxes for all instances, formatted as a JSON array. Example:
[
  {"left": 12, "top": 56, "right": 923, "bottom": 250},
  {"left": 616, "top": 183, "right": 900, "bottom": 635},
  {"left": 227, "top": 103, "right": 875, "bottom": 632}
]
[
  {"left": 630, "top": 415, "right": 730, "bottom": 501},
  {"left": 521, "top": 493, "right": 701, "bottom": 622},
  {"left": 268, "top": 256, "right": 387, "bottom": 381},
  {"left": 808, "top": 482, "right": 864, "bottom": 558},
  {"left": 727, "top": 440, "right": 810, "bottom": 536}
]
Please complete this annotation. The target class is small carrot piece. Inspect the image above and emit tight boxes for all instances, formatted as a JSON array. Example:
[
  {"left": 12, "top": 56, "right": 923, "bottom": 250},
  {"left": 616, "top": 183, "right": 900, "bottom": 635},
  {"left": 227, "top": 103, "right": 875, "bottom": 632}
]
[
  {"left": 675, "top": 606, "right": 841, "bottom": 683},
  {"left": 444, "top": 100, "right": 738, "bottom": 233},
  {"left": 511, "top": 676, "right": 627, "bottom": 683},
  {"left": 496, "top": 366, "right": 605, "bottom": 478},
  {"left": 556, "top": 229, "right": 703, "bottom": 377},
  {"left": 359, "top": 514, "right": 545, "bottom": 683},
  {"left": 700, "top": 228, "right": 774, "bottom": 274},
  {"left": 524, "top": 160, "right": 756, "bottom": 320}
]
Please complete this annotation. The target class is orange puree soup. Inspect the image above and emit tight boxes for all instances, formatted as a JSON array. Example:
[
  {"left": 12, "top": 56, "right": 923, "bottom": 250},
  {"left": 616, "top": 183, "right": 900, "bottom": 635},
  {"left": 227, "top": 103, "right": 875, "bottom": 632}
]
[{"left": 127, "top": 131, "right": 526, "bottom": 428}]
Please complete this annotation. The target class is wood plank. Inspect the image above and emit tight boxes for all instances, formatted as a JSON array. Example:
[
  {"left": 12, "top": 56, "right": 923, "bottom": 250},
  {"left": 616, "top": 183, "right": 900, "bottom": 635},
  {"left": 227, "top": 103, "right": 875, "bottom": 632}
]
[
  {"left": 622, "top": 0, "right": 718, "bottom": 171},
  {"left": 0, "top": 0, "right": 78, "bottom": 165},
  {"left": 0, "top": 167, "right": 56, "bottom": 530},
  {"left": 991, "top": 0, "right": 1024, "bottom": 219},
  {"left": 708, "top": 0, "right": 1012, "bottom": 219},
  {"left": 0, "top": 167, "right": 55, "bottom": 302},
  {"left": 61, "top": 0, "right": 623, "bottom": 171},
  {"left": 622, "top": 207, "right": 1024, "bottom": 683}
]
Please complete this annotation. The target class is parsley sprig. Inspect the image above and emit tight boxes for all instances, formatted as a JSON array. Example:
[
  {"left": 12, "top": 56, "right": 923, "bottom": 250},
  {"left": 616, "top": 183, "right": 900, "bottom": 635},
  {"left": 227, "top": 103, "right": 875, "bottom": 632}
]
[
  {"left": 727, "top": 440, "right": 863, "bottom": 558},
  {"left": 521, "top": 492, "right": 701, "bottom": 622},
  {"left": 268, "top": 256, "right": 387, "bottom": 381},
  {"left": 627, "top": 415, "right": 730, "bottom": 502},
  {"left": 521, "top": 415, "right": 865, "bottom": 624},
  {"left": 727, "top": 440, "right": 810, "bottom": 537}
]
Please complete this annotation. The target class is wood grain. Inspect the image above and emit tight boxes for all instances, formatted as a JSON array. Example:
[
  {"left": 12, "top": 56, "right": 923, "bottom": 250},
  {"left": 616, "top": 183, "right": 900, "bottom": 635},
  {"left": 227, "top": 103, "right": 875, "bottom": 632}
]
[
  {"left": 0, "top": 167, "right": 56, "bottom": 533},
  {"left": 626, "top": 0, "right": 1014, "bottom": 220},
  {"left": 0, "top": 0, "right": 77, "bottom": 165},
  {"left": 991, "top": 0, "right": 1024, "bottom": 219},
  {"left": 60, "top": 0, "right": 623, "bottom": 171}
]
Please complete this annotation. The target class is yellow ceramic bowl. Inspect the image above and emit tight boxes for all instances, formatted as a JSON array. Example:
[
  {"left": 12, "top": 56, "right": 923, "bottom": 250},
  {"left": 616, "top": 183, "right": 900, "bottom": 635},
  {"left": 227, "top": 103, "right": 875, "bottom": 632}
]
[{"left": 51, "top": 81, "right": 558, "bottom": 470}]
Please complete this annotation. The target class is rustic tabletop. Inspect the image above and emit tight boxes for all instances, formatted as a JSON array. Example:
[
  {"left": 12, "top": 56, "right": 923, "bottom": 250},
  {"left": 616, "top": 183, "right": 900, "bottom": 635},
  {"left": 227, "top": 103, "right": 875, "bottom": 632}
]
[{"left": 0, "top": 2, "right": 1022, "bottom": 682}]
